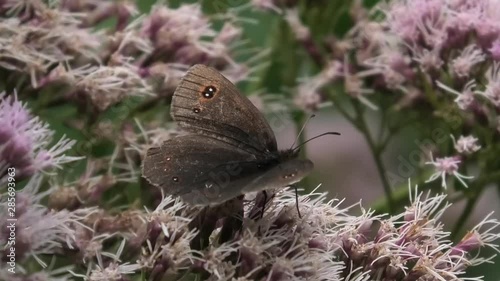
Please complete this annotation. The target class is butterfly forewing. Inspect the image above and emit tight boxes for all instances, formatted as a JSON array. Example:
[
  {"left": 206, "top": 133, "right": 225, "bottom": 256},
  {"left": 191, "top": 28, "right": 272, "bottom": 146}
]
[{"left": 171, "top": 64, "right": 277, "bottom": 156}]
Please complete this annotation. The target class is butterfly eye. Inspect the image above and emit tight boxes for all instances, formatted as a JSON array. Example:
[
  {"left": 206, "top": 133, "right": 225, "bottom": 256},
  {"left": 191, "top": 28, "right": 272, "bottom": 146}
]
[
  {"left": 202, "top": 86, "right": 217, "bottom": 99},
  {"left": 172, "top": 176, "right": 179, "bottom": 182}
]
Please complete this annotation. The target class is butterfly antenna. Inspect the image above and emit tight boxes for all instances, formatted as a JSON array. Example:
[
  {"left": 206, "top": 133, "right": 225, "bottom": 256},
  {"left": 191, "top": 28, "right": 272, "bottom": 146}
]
[
  {"left": 292, "top": 131, "right": 341, "bottom": 152},
  {"left": 290, "top": 114, "right": 316, "bottom": 150}
]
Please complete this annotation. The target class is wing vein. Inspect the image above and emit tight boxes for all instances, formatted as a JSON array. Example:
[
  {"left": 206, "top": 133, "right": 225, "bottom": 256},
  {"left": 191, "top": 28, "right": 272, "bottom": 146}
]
[
  {"left": 174, "top": 93, "right": 197, "bottom": 100},
  {"left": 175, "top": 114, "right": 268, "bottom": 156},
  {"left": 174, "top": 104, "right": 196, "bottom": 111},
  {"left": 183, "top": 78, "right": 206, "bottom": 87}
]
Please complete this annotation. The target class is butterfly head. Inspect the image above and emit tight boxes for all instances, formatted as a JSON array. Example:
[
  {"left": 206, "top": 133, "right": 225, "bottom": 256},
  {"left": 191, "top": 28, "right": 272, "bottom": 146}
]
[
  {"left": 277, "top": 156, "right": 314, "bottom": 186},
  {"left": 279, "top": 148, "right": 300, "bottom": 160}
]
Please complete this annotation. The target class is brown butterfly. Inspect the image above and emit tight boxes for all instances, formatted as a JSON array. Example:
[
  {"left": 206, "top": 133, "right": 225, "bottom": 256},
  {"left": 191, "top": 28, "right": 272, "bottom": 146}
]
[{"left": 142, "top": 64, "right": 329, "bottom": 206}]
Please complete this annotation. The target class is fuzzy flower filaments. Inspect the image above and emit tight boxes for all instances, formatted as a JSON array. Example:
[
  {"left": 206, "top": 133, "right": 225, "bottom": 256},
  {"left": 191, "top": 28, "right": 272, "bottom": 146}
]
[
  {"left": 0, "top": 174, "right": 94, "bottom": 269},
  {"left": 0, "top": 0, "right": 499, "bottom": 280},
  {"left": 2, "top": 180, "right": 499, "bottom": 280},
  {"left": 277, "top": 0, "right": 500, "bottom": 205},
  {"left": 346, "top": 0, "right": 500, "bottom": 116},
  {"left": 84, "top": 186, "right": 499, "bottom": 281},
  {"left": 0, "top": 92, "right": 80, "bottom": 182}
]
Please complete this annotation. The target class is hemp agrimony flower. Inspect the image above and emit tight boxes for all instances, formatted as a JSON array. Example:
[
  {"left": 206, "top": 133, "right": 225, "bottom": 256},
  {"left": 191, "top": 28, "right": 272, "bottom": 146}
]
[
  {"left": 0, "top": 92, "right": 80, "bottom": 181},
  {"left": 451, "top": 135, "right": 481, "bottom": 155},
  {"left": 425, "top": 154, "right": 473, "bottom": 188},
  {"left": 1, "top": 0, "right": 499, "bottom": 280},
  {"left": 0, "top": 175, "right": 95, "bottom": 268}
]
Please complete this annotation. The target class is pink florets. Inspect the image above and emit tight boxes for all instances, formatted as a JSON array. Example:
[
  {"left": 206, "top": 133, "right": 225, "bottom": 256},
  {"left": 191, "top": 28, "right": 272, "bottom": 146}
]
[
  {"left": 0, "top": 92, "right": 80, "bottom": 181},
  {"left": 452, "top": 135, "right": 481, "bottom": 155},
  {"left": 385, "top": 0, "right": 445, "bottom": 45},
  {"left": 489, "top": 39, "right": 500, "bottom": 60},
  {"left": 425, "top": 154, "right": 473, "bottom": 188}
]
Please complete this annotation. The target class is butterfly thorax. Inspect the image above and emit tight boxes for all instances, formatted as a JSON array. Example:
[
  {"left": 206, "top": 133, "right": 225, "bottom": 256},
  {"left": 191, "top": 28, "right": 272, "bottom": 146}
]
[{"left": 277, "top": 149, "right": 300, "bottom": 161}]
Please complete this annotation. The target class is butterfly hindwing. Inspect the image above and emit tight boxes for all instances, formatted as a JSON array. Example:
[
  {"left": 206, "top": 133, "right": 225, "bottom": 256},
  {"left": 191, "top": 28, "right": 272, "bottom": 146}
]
[{"left": 143, "top": 135, "right": 273, "bottom": 205}]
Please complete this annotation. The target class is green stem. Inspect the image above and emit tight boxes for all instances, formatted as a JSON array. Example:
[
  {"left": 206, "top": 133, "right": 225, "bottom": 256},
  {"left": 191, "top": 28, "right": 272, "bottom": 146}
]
[
  {"left": 379, "top": 133, "right": 392, "bottom": 152},
  {"left": 126, "top": 96, "right": 163, "bottom": 119},
  {"left": 328, "top": 90, "right": 395, "bottom": 212},
  {"left": 353, "top": 101, "right": 395, "bottom": 213},
  {"left": 326, "top": 89, "right": 355, "bottom": 123},
  {"left": 418, "top": 70, "right": 440, "bottom": 107},
  {"left": 377, "top": 108, "right": 386, "bottom": 144},
  {"left": 451, "top": 193, "right": 479, "bottom": 241},
  {"left": 451, "top": 170, "right": 500, "bottom": 239}
]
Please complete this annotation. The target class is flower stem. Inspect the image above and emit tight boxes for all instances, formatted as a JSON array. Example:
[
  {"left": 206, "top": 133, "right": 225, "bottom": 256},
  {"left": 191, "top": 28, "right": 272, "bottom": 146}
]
[
  {"left": 353, "top": 101, "right": 395, "bottom": 213},
  {"left": 451, "top": 193, "right": 479, "bottom": 241},
  {"left": 451, "top": 169, "right": 500, "bottom": 239},
  {"left": 328, "top": 91, "right": 395, "bottom": 212}
]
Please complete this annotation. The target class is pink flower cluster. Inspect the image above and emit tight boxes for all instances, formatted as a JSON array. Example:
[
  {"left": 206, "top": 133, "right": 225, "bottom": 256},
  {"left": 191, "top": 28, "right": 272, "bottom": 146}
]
[{"left": 0, "top": 93, "right": 80, "bottom": 181}]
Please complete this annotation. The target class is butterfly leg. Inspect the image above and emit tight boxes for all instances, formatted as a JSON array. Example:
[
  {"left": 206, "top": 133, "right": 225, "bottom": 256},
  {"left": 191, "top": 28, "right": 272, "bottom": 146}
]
[
  {"left": 189, "top": 197, "right": 243, "bottom": 250},
  {"left": 218, "top": 195, "right": 244, "bottom": 244},
  {"left": 248, "top": 191, "right": 270, "bottom": 220},
  {"left": 291, "top": 184, "right": 302, "bottom": 218},
  {"left": 188, "top": 206, "right": 218, "bottom": 250},
  {"left": 260, "top": 190, "right": 267, "bottom": 219}
]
